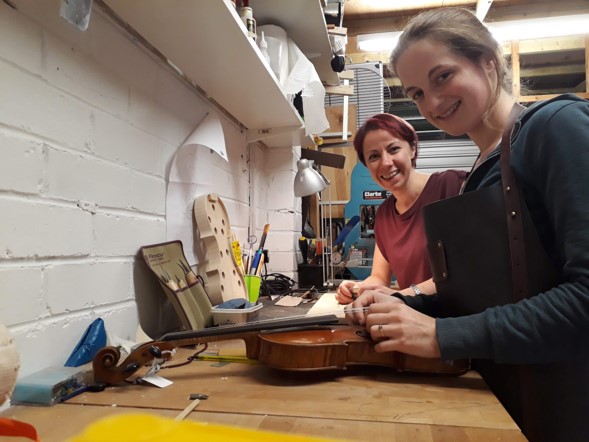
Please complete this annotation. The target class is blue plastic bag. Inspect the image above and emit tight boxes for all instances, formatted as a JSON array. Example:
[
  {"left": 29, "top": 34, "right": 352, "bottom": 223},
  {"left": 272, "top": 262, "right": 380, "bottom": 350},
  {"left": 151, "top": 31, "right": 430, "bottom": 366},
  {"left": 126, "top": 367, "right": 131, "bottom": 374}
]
[
  {"left": 215, "top": 298, "right": 255, "bottom": 310},
  {"left": 64, "top": 318, "right": 107, "bottom": 367}
]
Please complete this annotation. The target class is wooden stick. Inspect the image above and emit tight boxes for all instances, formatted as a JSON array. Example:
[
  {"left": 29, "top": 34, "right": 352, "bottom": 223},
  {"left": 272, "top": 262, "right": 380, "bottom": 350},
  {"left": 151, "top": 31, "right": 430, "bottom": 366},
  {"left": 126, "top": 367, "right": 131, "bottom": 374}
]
[
  {"left": 174, "top": 398, "right": 200, "bottom": 421},
  {"left": 258, "top": 224, "right": 270, "bottom": 249},
  {"left": 255, "top": 252, "right": 265, "bottom": 276}
]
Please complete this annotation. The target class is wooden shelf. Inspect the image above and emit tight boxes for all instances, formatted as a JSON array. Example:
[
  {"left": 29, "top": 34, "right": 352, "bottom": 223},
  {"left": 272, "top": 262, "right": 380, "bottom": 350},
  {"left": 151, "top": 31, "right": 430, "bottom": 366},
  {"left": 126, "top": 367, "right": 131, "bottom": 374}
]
[{"left": 102, "top": 0, "right": 336, "bottom": 148}]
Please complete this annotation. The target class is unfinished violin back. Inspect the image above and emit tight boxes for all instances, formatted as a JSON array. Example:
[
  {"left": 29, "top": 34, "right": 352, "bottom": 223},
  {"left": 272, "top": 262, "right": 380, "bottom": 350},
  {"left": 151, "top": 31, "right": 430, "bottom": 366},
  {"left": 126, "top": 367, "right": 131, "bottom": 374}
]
[{"left": 193, "top": 193, "right": 247, "bottom": 305}]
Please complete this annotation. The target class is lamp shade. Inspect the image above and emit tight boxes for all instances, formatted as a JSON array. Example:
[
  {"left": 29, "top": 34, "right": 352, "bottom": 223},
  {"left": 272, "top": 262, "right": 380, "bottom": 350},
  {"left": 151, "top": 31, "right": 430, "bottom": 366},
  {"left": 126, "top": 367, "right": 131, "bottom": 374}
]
[{"left": 294, "top": 159, "right": 327, "bottom": 197}]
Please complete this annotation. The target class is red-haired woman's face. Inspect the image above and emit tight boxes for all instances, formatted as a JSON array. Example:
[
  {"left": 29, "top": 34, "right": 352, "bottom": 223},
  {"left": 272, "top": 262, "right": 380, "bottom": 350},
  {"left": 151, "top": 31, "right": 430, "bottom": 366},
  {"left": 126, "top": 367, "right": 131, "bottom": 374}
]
[
  {"left": 396, "top": 38, "right": 494, "bottom": 138},
  {"left": 362, "top": 129, "right": 415, "bottom": 193}
]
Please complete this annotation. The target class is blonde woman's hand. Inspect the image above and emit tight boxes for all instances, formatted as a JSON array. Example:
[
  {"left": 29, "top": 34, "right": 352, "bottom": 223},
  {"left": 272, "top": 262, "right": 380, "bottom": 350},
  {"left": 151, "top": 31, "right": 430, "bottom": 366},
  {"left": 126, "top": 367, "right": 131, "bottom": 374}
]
[
  {"left": 344, "top": 289, "right": 402, "bottom": 325},
  {"left": 357, "top": 284, "right": 397, "bottom": 296},
  {"left": 365, "top": 301, "right": 441, "bottom": 359}
]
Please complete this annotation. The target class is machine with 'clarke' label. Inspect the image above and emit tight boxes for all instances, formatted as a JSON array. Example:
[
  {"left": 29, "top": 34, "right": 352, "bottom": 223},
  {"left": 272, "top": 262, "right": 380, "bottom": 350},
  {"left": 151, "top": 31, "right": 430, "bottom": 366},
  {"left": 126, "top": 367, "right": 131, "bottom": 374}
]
[{"left": 341, "top": 162, "right": 394, "bottom": 283}]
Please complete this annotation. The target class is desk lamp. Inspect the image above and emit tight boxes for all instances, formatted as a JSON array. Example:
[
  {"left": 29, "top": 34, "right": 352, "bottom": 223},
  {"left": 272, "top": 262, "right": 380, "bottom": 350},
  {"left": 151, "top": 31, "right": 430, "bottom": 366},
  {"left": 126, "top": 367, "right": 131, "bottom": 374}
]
[
  {"left": 294, "top": 159, "right": 327, "bottom": 197},
  {"left": 294, "top": 158, "right": 335, "bottom": 289}
]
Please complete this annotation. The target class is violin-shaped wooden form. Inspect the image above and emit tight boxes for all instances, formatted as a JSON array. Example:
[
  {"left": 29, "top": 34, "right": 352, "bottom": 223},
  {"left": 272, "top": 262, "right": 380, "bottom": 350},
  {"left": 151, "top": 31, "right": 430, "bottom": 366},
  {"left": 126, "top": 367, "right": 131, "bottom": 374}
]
[
  {"left": 93, "top": 315, "right": 469, "bottom": 385},
  {"left": 193, "top": 193, "right": 247, "bottom": 305}
]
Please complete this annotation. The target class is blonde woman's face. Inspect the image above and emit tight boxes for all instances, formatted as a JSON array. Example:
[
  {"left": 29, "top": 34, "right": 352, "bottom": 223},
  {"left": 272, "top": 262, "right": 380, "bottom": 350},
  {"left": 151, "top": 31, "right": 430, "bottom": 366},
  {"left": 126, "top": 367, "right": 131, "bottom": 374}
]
[
  {"left": 396, "top": 38, "right": 494, "bottom": 137},
  {"left": 362, "top": 129, "right": 415, "bottom": 193}
]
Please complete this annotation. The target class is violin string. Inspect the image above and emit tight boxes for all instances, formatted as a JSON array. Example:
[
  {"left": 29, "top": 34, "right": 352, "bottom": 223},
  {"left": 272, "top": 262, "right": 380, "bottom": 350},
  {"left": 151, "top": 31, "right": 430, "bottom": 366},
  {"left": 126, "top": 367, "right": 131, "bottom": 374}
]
[
  {"left": 199, "top": 308, "right": 369, "bottom": 333},
  {"left": 159, "top": 307, "right": 371, "bottom": 342}
]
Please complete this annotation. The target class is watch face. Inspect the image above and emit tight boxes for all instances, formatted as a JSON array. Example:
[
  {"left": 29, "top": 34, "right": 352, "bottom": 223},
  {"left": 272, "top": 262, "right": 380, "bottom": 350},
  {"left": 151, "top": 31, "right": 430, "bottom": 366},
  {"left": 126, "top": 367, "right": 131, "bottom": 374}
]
[{"left": 332, "top": 251, "right": 342, "bottom": 264}]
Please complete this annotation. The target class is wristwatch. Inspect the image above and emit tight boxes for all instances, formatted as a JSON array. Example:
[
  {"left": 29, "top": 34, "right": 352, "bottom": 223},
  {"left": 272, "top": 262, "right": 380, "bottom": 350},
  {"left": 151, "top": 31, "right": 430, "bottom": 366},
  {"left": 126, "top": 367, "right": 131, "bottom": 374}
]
[{"left": 410, "top": 284, "right": 422, "bottom": 295}]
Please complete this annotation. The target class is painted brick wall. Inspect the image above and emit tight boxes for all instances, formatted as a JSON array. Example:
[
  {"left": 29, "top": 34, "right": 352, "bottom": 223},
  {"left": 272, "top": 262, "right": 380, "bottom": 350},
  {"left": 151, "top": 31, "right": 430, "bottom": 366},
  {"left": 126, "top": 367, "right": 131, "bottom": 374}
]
[{"left": 0, "top": 0, "right": 300, "bottom": 389}]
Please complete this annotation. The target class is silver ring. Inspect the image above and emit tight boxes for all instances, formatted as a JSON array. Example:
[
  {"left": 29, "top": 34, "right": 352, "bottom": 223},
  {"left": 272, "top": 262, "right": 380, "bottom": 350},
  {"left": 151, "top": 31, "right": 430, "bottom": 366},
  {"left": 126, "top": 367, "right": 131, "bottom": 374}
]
[{"left": 378, "top": 324, "right": 385, "bottom": 338}]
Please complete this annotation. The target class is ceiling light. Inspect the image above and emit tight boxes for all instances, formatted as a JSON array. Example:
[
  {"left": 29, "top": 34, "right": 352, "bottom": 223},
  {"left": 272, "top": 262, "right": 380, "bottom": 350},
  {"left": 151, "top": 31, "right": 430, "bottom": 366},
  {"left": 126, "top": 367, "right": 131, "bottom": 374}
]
[
  {"left": 356, "top": 32, "right": 401, "bottom": 52},
  {"left": 487, "top": 14, "right": 589, "bottom": 43},
  {"left": 356, "top": 14, "right": 589, "bottom": 52}
]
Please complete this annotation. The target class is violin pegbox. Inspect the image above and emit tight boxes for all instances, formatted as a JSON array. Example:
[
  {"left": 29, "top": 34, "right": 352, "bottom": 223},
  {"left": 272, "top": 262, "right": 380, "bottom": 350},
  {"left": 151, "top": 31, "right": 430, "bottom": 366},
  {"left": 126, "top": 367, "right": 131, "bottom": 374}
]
[{"left": 193, "top": 193, "right": 247, "bottom": 305}]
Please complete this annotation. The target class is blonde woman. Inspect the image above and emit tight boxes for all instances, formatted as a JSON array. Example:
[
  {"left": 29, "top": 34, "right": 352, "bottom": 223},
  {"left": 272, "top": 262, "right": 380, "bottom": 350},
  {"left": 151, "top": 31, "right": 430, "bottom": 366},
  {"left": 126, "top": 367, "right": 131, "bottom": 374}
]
[{"left": 347, "top": 8, "right": 589, "bottom": 442}]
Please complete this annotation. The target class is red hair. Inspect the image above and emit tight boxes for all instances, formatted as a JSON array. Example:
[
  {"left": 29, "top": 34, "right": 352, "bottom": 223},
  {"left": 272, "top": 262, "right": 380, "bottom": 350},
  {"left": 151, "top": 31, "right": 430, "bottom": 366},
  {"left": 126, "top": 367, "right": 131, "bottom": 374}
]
[{"left": 353, "top": 114, "right": 419, "bottom": 167}]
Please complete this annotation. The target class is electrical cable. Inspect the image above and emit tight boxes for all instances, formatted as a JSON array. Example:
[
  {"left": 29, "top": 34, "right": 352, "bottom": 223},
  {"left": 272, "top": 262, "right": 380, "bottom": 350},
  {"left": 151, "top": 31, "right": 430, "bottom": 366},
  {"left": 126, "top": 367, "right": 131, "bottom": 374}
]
[{"left": 260, "top": 272, "right": 297, "bottom": 297}]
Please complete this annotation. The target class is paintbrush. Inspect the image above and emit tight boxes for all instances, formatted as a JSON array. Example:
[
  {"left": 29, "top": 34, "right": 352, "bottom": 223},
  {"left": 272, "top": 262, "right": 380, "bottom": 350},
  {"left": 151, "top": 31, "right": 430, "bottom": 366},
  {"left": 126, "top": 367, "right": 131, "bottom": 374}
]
[{"left": 250, "top": 224, "right": 270, "bottom": 274}]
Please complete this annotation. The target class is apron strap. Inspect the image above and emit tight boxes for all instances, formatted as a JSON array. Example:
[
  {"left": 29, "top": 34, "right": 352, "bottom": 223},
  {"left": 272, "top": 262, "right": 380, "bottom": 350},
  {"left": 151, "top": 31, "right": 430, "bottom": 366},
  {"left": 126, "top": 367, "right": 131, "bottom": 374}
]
[{"left": 499, "top": 103, "right": 527, "bottom": 302}]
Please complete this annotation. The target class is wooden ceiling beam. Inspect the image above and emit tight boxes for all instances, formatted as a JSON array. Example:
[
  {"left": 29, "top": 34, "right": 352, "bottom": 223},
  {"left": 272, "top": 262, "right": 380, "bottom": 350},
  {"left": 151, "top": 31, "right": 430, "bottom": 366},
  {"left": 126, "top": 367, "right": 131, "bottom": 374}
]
[
  {"left": 520, "top": 64, "right": 586, "bottom": 78},
  {"left": 501, "top": 35, "right": 586, "bottom": 54}
]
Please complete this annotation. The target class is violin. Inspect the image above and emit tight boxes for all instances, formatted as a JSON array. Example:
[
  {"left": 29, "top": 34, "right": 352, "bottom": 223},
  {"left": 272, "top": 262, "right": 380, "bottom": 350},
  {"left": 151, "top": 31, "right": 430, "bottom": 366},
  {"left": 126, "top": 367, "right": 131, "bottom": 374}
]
[{"left": 93, "top": 315, "right": 469, "bottom": 385}]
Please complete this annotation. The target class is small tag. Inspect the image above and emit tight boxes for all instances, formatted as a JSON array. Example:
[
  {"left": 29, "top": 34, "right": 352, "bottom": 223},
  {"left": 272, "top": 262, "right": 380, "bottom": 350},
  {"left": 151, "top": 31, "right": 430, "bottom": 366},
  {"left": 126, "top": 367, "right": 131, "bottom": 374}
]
[{"left": 141, "top": 375, "right": 173, "bottom": 388}]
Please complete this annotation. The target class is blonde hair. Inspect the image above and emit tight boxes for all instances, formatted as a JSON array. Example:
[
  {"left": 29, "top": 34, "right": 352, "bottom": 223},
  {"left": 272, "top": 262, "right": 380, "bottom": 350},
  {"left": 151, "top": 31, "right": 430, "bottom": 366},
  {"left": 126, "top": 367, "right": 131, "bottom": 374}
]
[{"left": 390, "top": 8, "right": 511, "bottom": 113}]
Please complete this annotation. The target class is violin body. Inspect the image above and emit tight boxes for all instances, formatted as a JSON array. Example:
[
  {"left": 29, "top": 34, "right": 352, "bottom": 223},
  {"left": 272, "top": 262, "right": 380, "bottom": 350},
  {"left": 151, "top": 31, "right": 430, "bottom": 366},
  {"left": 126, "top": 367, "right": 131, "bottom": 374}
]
[
  {"left": 257, "top": 326, "right": 467, "bottom": 374},
  {"left": 92, "top": 316, "right": 468, "bottom": 385}
]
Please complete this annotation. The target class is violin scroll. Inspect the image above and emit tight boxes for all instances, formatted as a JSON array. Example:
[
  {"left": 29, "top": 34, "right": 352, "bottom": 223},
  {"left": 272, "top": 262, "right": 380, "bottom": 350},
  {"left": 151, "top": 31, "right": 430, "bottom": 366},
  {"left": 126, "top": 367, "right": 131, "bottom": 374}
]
[{"left": 93, "top": 341, "right": 176, "bottom": 385}]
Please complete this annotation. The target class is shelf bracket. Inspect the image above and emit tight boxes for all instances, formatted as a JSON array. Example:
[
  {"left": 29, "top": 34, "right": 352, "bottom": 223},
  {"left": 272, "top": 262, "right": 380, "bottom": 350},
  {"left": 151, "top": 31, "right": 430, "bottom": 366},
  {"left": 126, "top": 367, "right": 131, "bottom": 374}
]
[
  {"left": 324, "top": 84, "right": 354, "bottom": 96},
  {"left": 246, "top": 125, "right": 306, "bottom": 143}
]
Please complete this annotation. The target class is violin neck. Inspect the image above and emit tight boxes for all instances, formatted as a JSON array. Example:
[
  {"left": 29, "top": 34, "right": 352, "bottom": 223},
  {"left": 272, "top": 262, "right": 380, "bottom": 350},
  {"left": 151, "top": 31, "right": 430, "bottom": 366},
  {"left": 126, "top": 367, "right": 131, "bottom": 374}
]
[{"left": 159, "top": 314, "right": 341, "bottom": 344}]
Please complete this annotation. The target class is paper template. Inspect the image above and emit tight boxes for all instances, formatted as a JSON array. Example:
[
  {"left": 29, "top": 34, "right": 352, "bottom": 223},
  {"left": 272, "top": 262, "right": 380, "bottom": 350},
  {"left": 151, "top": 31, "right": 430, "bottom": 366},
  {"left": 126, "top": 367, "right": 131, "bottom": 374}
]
[
  {"left": 181, "top": 113, "right": 228, "bottom": 162},
  {"left": 166, "top": 113, "right": 227, "bottom": 264}
]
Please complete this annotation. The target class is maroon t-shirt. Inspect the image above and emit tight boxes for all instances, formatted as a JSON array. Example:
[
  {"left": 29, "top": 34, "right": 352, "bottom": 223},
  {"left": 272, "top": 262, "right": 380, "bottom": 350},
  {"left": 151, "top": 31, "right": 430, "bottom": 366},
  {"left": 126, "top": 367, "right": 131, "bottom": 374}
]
[{"left": 374, "top": 170, "right": 467, "bottom": 289}]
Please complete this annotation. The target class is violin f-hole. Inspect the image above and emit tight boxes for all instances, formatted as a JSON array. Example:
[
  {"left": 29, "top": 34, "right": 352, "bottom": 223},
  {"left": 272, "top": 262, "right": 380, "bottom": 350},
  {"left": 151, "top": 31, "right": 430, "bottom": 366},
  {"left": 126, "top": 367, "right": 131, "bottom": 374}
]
[{"left": 356, "top": 329, "right": 370, "bottom": 339}]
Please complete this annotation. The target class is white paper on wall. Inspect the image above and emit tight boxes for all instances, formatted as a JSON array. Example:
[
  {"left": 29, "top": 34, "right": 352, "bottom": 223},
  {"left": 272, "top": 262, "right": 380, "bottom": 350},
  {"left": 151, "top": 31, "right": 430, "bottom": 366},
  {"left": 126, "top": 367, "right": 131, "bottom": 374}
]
[
  {"left": 166, "top": 113, "right": 225, "bottom": 264},
  {"left": 181, "top": 113, "right": 228, "bottom": 162}
]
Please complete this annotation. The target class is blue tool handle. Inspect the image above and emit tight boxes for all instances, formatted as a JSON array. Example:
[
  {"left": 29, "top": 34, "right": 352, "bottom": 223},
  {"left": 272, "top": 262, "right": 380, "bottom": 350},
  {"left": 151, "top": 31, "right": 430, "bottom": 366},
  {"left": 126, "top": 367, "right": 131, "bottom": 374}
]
[
  {"left": 334, "top": 215, "right": 360, "bottom": 245},
  {"left": 250, "top": 250, "right": 262, "bottom": 274}
]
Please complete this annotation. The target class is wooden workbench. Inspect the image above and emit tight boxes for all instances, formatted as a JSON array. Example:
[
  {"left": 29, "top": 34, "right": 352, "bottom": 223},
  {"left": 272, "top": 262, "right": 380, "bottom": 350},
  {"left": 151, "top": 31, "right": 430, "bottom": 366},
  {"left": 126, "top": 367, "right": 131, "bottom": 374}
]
[{"left": 3, "top": 339, "right": 526, "bottom": 441}]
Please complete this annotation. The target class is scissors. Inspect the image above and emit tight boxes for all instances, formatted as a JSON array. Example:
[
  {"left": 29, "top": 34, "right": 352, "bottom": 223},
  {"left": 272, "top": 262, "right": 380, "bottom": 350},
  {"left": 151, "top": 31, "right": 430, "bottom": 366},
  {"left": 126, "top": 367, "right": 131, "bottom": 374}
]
[{"left": 245, "top": 235, "right": 257, "bottom": 274}]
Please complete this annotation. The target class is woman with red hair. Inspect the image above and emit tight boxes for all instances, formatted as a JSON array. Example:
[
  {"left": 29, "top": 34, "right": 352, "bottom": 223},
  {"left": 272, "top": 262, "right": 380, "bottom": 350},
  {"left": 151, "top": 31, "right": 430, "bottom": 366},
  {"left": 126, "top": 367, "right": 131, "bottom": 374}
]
[{"left": 336, "top": 113, "right": 466, "bottom": 303}]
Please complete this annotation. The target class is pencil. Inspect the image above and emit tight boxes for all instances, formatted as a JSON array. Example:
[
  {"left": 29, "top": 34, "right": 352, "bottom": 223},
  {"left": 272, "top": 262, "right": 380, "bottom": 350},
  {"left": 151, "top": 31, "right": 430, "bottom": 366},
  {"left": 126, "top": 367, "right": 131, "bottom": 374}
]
[{"left": 196, "top": 355, "right": 256, "bottom": 364}]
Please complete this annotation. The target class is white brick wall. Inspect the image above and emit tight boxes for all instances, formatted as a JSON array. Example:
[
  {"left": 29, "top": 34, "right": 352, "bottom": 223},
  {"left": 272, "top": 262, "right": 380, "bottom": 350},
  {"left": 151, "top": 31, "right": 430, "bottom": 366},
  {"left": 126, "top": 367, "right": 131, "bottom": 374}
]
[{"left": 0, "top": 0, "right": 299, "bottom": 391}]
